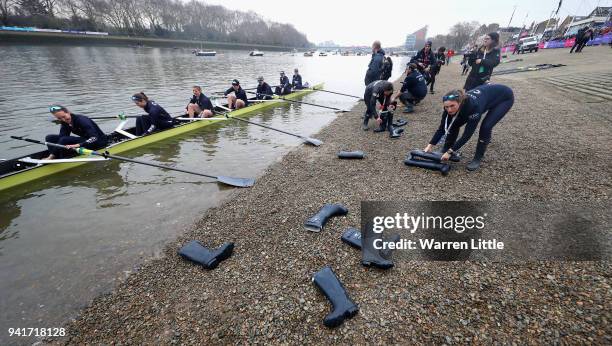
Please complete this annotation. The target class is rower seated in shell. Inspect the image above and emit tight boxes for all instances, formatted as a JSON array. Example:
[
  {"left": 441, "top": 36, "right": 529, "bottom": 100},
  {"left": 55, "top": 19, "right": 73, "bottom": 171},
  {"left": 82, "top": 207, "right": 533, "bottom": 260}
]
[
  {"left": 255, "top": 76, "right": 273, "bottom": 100},
  {"left": 44, "top": 105, "right": 108, "bottom": 160},
  {"left": 275, "top": 71, "right": 292, "bottom": 95},
  {"left": 186, "top": 85, "right": 213, "bottom": 118},
  {"left": 131, "top": 92, "right": 174, "bottom": 136},
  {"left": 224, "top": 79, "right": 249, "bottom": 110}
]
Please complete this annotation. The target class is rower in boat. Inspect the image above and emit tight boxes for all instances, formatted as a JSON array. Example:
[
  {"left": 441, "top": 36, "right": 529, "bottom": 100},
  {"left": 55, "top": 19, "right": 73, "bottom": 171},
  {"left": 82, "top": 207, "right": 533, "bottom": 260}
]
[
  {"left": 186, "top": 85, "right": 213, "bottom": 118},
  {"left": 255, "top": 76, "right": 273, "bottom": 100},
  {"left": 131, "top": 92, "right": 174, "bottom": 136},
  {"left": 44, "top": 105, "right": 108, "bottom": 160},
  {"left": 292, "top": 68, "right": 303, "bottom": 90},
  {"left": 275, "top": 71, "right": 292, "bottom": 95},
  {"left": 224, "top": 79, "right": 249, "bottom": 110}
]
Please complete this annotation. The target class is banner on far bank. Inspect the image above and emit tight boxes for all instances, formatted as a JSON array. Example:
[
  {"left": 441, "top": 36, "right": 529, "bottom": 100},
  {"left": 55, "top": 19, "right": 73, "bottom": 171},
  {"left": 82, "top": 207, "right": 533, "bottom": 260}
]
[{"left": 361, "top": 201, "right": 611, "bottom": 262}]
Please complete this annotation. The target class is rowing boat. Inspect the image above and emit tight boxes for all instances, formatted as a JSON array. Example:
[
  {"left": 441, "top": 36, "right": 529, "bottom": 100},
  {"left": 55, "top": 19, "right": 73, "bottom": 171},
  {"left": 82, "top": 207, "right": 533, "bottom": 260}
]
[{"left": 0, "top": 83, "right": 323, "bottom": 192}]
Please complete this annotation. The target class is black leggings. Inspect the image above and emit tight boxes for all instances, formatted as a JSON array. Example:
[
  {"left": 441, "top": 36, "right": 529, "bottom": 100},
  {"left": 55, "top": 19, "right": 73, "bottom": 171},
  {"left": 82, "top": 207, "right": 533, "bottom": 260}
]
[
  {"left": 45, "top": 134, "right": 107, "bottom": 158},
  {"left": 428, "top": 74, "right": 437, "bottom": 92},
  {"left": 135, "top": 115, "right": 173, "bottom": 136},
  {"left": 478, "top": 86, "right": 514, "bottom": 144}
]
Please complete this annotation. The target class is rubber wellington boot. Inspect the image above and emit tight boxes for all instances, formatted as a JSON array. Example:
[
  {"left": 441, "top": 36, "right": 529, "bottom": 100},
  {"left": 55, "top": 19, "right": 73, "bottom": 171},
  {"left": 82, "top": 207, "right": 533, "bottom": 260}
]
[
  {"left": 361, "top": 223, "right": 394, "bottom": 269},
  {"left": 467, "top": 141, "right": 488, "bottom": 171},
  {"left": 304, "top": 203, "right": 349, "bottom": 232},
  {"left": 312, "top": 266, "right": 359, "bottom": 328},
  {"left": 403, "top": 105, "right": 414, "bottom": 113},
  {"left": 404, "top": 157, "right": 451, "bottom": 175},
  {"left": 337, "top": 151, "right": 365, "bottom": 159},
  {"left": 362, "top": 115, "right": 370, "bottom": 131},
  {"left": 178, "top": 240, "right": 235, "bottom": 269},
  {"left": 342, "top": 228, "right": 400, "bottom": 260}
]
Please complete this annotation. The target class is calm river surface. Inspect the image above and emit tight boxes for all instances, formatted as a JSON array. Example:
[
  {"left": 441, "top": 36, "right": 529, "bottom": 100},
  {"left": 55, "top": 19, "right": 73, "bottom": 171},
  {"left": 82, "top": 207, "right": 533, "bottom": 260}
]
[{"left": 0, "top": 44, "right": 408, "bottom": 344}]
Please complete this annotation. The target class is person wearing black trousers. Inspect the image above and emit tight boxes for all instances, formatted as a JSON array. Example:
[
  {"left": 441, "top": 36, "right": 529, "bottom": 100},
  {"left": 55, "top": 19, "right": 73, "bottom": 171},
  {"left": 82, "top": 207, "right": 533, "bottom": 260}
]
[
  {"left": 44, "top": 105, "right": 108, "bottom": 159},
  {"left": 463, "top": 32, "right": 501, "bottom": 91},
  {"left": 131, "top": 92, "right": 174, "bottom": 136},
  {"left": 424, "top": 84, "right": 514, "bottom": 171},
  {"left": 428, "top": 47, "right": 446, "bottom": 94},
  {"left": 362, "top": 80, "right": 394, "bottom": 135}
]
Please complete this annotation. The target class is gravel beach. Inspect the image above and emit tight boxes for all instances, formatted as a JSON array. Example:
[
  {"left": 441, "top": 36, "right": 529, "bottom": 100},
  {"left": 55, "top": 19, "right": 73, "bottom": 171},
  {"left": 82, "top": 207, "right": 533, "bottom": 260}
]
[{"left": 54, "top": 47, "right": 611, "bottom": 345}]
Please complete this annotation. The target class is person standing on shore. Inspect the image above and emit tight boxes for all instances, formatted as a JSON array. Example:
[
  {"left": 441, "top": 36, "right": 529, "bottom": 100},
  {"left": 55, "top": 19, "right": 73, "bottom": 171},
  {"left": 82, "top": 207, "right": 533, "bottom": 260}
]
[
  {"left": 224, "top": 79, "right": 249, "bottom": 110},
  {"left": 43, "top": 105, "right": 108, "bottom": 159},
  {"left": 362, "top": 80, "right": 394, "bottom": 131},
  {"left": 569, "top": 27, "right": 587, "bottom": 53},
  {"left": 364, "top": 40, "right": 385, "bottom": 86},
  {"left": 423, "top": 84, "right": 514, "bottom": 171},
  {"left": 463, "top": 32, "right": 501, "bottom": 91},
  {"left": 186, "top": 86, "right": 213, "bottom": 118},
  {"left": 428, "top": 47, "right": 446, "bottom": 94},
  {"left": 410, "top": 41, "right": 436, "bottom": 83},
  {"left": 132, "top": 92, "right": 174, "bottom": 136},
  {"left": 576, "top": 28, "right": 594, "bottom": 53}
]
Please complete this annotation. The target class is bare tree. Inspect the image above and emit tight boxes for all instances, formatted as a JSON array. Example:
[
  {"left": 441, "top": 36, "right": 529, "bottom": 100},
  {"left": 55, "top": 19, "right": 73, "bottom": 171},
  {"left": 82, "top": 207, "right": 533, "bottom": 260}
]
[{"left": 0, "top": 0, "right": 16, "bottom": 24}]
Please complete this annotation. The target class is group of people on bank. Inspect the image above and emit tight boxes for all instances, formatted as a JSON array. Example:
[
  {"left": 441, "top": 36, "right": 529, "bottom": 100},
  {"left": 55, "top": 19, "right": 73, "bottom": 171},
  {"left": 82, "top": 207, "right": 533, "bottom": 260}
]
[
  {"left": 362, "top": 32, "right": 512, "bottom": 171},
  {"left": 44, "top": 69, "right": 306, "bottom": 160}
]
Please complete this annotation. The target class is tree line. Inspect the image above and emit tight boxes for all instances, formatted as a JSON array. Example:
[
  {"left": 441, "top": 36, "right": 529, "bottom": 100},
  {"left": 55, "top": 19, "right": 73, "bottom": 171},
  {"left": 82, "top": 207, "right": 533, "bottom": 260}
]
[
  {"left": 0, "top": 0, "right": 311, "bottom": 47},
  {"left": 430, "top": 22, "right": 502, "bottom": 51}
]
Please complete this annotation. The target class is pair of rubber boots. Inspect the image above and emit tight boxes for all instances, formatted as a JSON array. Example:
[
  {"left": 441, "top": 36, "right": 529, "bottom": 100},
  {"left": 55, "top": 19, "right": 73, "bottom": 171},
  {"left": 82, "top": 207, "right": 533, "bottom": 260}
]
[
  {"left": 367, "top": 114, "right": 402, "bottom": 138},
  {"left": 404, "top": 149, "right": 459, "bottom": 175},
  {"left": 342, "top": 227, "right": 398, "bottom": 269},
  {"left": 178, "top": 240, "right": 234, "bottom": 269}
]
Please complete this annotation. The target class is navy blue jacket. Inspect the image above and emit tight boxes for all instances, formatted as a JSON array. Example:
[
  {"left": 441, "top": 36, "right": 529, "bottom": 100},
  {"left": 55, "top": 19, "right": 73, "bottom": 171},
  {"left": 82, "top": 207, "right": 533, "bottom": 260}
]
[
  {"left": 279, "top": 75, "right": 291, "bottom": 88},
  {"left": 59, "top": 113, "right": 107, "bottom": 146},
  {"left": 400, "top": 70, "right": 427, "bottom": 99},
  {"left": 364, "top": 49, "right": 386, "bottom": 85},
  {"left": 188, "top": 93, "right": 213, "bottom": 111},
  {"left": 256, "top": 82, "right": 273, "bottom": 99},
  {"left": 292, "top": 74, "right": 303, "bottom": 89},
  {"left": 430, "top": 84, "right": 512, "bottom": 151},
  {"left": 144, "top": 101, "right": 173, "bottom": 133},
  {"left": 411, "top": 48, "right": 436, "bottom": 68},
  {"left": 225, "top": 87, "right": 249, "bottom": 106},
  {"left": 467, "top": 47, "right": 500, "bottom": 82}
]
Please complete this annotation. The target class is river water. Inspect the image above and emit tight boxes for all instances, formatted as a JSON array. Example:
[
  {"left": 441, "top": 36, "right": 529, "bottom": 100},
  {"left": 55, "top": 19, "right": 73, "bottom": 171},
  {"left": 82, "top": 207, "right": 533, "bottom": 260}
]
[{"left": 0, "top": 44, "right": 408, "bottom": 344}]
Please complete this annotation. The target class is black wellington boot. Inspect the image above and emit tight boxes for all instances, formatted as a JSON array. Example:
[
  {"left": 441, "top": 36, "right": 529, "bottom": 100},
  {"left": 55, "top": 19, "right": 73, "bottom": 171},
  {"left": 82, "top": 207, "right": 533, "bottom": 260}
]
[
  {"left": 362, "top": 115, "right": 370, "bottom": 131},
  {"left": 467, "top": 141, "right": 488, "bottom": 171},
  {"left": 304, "top": 203, "right": 349, "bottom": 232},
  {"left": 178, "top": 240, "right": 235, "bottom": 269},
  {"left": 342, "top": 228, "right": 400, "bottom": 260},
  {"left": 361, "top": 223, "right": 394, "bottom": 269},
  {"left": 312, "top": 266, "right": 359, "bottom": 328}
]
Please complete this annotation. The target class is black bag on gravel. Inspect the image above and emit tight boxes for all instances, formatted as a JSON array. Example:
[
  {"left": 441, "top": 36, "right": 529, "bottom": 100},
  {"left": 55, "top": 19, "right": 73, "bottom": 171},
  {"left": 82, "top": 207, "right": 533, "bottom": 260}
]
[
  {"left": 312, "top": 266, "right": 359, "bottom": 328},
  {"left": 304, "top": 203, "right": 348, "bottom": 232},
  {"left": 337, "top": 151, "right": 365, "bottom": 159},
  {"left": 178, "top": 240, "right": 234, "bottom": 269}
]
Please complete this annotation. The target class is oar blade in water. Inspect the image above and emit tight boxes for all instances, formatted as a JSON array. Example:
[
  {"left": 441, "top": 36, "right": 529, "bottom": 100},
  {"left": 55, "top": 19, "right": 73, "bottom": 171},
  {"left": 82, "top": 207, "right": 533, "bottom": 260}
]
[{"left": 217, "top": 176, "right": 256, "bottom": 188}]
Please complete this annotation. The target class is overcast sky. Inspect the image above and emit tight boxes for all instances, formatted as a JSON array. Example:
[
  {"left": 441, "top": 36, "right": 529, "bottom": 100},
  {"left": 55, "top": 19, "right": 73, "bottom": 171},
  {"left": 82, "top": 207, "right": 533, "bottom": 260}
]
[{"left": 203, "top": 0, "right": 611, "bottom": 46}]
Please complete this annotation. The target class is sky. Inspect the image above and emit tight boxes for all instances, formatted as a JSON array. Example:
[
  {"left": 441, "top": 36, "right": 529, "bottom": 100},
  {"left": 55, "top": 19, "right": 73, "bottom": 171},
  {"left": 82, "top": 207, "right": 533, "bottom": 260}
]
[{"left": 203, "top": 0, "right": 611, "bottom": 46}]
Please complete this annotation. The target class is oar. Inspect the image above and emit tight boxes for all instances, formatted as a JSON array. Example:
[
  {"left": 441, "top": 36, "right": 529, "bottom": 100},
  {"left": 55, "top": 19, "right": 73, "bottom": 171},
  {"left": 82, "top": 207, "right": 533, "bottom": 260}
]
[
  {"left": 308, "top": 87, "right": 363, "bottom": 100},
  {"left": 10, "top": 136, "right": 255, "bottom": 188},
  {"left": 49, "top": 114, "right": 139, "bottom": 123},
  {"left": 213, "top": 109, "right": 322, "bottom": 146},
  {"left": 245, "top": 91, "right": 349, "bottom": 113}
]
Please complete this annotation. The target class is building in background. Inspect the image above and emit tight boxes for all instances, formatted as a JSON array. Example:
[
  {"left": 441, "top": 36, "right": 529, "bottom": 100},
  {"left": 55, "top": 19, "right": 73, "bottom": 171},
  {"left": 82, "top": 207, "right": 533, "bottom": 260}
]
[
  {"left": 405, "top": 26, "right": 428, "bottom": 50},
  {"left": 564, "top": 6, "right": 611, "bottom": 36}
]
